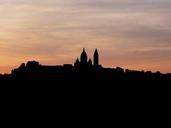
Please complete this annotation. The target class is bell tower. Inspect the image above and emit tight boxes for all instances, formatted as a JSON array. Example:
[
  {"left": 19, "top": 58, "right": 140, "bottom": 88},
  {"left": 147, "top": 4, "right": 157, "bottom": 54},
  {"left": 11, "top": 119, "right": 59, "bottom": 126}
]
[{"left": 93, "top": 48, "right": 99, "bottom": 66}]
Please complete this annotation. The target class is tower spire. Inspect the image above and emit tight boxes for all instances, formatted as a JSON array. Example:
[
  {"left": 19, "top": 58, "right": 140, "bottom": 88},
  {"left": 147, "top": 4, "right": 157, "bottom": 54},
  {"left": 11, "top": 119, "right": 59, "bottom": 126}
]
[{"left": 93, "top": 48, "right": 99, "bottom": 66}]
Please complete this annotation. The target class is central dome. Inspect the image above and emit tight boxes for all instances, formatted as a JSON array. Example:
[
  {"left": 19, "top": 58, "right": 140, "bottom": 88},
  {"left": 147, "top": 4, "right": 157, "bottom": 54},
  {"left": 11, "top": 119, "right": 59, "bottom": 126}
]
[{"left": 80, "top": 48, "right": 88, "bottom": 64}]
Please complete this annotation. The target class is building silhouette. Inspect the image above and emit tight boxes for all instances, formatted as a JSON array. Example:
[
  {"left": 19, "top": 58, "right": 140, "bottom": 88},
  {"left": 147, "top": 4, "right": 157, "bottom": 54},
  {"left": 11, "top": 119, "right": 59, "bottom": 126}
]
[
  {"left": 0, "top": 48, "right": 170, "bottom": 84},
  {"left": 74, "top": 48, "right": 100, "bottom": 68},
  {"left": 94, "top": 48, "right": 99, "bottom": 66},
  {"left": 80, "top": 48, "right": 88, "bottom": 65}
]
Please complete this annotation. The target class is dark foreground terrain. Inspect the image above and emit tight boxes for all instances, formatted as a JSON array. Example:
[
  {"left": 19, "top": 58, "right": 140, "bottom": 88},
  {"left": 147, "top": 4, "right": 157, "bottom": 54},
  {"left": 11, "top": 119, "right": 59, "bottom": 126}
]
[
  {"left": 1, "top": 61, "right": 170, "bottom": 125},
  {"left": 0, "top": 60, "right": 170, "bottom": 99},
  {"left": 1, "top": 60, "right": 171, "bottom": 85}
]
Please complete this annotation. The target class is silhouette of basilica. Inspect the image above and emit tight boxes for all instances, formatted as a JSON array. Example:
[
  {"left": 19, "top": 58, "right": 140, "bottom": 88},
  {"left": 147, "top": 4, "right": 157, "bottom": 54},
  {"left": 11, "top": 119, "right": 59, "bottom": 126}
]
[
  {"left": 10, "top": 48, "right": 102, "bottom": 77},
  {"left": 1, "top": 48, "right": 171, "bottom": 84},
  {"left": 74, "top": 48, "right": 101, "bottom": 68}
]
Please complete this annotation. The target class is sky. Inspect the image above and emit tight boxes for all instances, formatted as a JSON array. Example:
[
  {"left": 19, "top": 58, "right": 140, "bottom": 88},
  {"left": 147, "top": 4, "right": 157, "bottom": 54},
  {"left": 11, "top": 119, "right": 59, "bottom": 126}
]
[{"left": 0, "top": 0, "right": 171, "bottom": 73}]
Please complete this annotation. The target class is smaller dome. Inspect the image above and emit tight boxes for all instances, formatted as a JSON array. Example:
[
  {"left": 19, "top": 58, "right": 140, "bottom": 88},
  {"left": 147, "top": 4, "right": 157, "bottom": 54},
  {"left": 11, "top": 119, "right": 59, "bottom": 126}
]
[{"left": 88, "top": 59, "right": 92, "bottom": 66}]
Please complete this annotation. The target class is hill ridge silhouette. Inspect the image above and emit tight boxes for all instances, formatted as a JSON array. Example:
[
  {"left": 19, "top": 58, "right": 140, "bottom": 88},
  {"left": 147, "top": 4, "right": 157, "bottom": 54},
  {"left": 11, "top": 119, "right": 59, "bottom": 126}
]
[{"left": 0, "top": 48, "right": 171, "bottom": 84}]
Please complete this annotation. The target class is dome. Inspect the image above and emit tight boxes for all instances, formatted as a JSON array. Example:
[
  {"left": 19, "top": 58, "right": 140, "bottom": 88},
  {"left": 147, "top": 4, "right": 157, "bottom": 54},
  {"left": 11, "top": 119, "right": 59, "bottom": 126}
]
[{"left": 80, "top": 48, "right": 88, "bottom": 64}]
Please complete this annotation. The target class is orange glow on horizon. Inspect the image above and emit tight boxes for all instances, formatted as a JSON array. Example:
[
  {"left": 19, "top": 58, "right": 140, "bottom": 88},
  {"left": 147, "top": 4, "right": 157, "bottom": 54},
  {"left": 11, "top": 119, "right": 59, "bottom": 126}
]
[
  {"left": 0, "top": 1, "right": 171, "bottom": 74},
  {"left": 1, "top": 56, "right": 171, "bottom": 74}
]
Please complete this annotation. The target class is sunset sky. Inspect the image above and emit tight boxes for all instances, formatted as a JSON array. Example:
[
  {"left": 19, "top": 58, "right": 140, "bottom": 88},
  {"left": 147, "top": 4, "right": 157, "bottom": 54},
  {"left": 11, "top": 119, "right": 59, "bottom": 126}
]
[{"left": 0, "top": 0, "right": 171, "bottom": 73}]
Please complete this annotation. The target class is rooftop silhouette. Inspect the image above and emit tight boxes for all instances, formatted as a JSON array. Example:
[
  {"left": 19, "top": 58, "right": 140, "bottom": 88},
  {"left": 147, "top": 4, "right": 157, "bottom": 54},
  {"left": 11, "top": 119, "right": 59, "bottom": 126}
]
[
  {"left": 1, "top": 49, "right": 169, "bottom": 123},
  {"left": 0, "top": 48, "right": 171, "bottom": 85}
]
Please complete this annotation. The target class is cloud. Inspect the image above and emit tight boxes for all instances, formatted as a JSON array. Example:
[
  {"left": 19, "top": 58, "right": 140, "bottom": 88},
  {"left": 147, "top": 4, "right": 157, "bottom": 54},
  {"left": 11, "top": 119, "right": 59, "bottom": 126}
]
[{"left": 0, "top": 0, "right": 171, "bottom": 73}]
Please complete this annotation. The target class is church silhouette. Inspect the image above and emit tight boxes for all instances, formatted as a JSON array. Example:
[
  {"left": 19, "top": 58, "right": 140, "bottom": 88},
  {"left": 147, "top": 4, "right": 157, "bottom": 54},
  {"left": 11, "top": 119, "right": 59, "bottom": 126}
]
[
  {"left": 7, "top": 48, "right": 104, "bottom": 82},
  {"left": 0, "top": 48, "right": 171, "bottom": 84},
  {"left": 74, "top": 48, "right": 101, "bottom": 69},
  {"left": 1, "top": 49, "right": 169, "bottom": 121}
]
